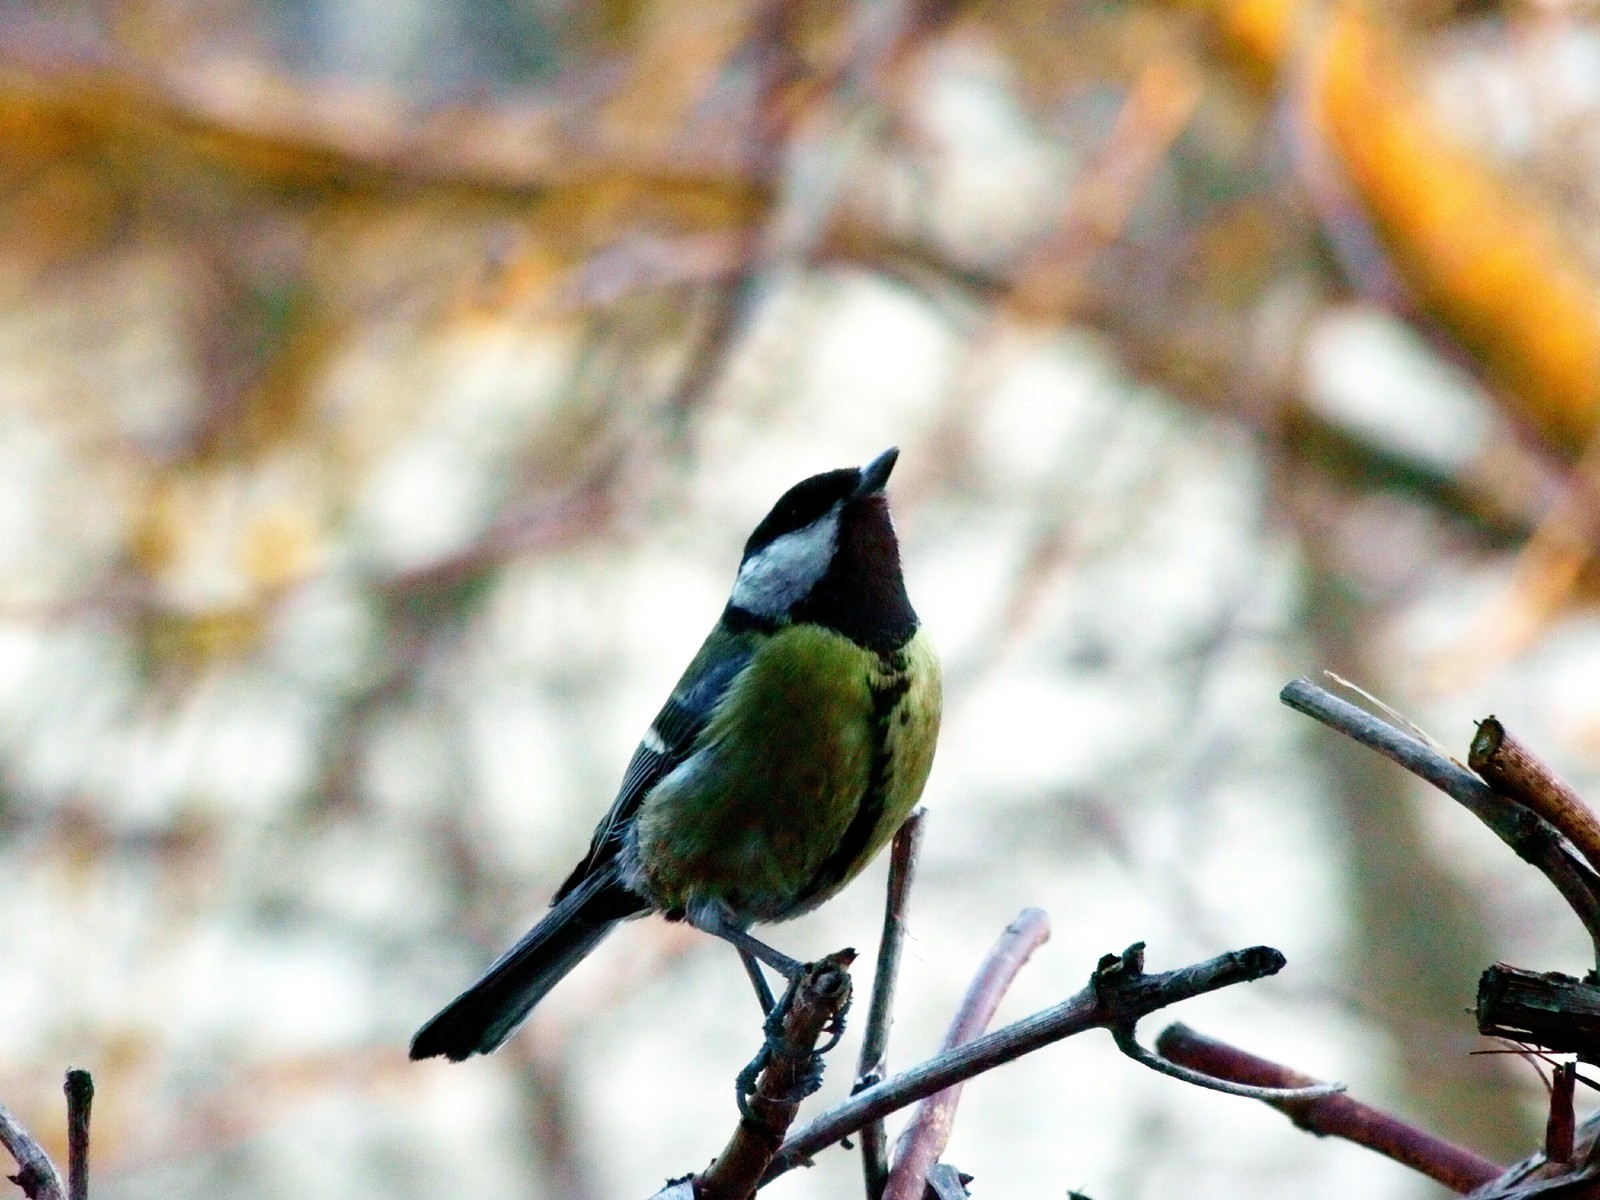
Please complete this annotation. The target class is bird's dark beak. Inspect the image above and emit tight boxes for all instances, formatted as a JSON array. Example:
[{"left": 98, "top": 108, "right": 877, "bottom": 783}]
[{"left": 855, "top": 446, "right": 899, "bottom": 497}]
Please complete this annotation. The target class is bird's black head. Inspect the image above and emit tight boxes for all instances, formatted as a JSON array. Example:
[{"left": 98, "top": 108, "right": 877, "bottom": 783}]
[{"left": 725, "top": 448, "right": 918, "bottom": 654}]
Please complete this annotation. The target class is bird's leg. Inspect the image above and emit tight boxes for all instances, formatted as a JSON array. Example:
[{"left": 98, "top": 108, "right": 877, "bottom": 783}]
[
  {"left": 685, "top": 898, "right": 804, "bottom": 1011},
  {"left": 705, "top": 917, "right": 805, "bottom": 979},
  {"left": 717, "top": 923, "right": 805, "bottom": 979},
  {"left": 738, "top": 948, "right": 778, "bottom": 1015},
  {"left": 686, "top": 898, "right": 835, "bottom": 1117}
]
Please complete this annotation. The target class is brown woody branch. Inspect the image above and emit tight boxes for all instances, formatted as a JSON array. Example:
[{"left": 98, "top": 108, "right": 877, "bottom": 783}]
[
  {"left": 693, "top": 951, "right": 856, "bottom": 1200},
  {"left": 1467, "top": 1111, "right": 1600, "bottom": 1199},
  {"left": 1280, "top": 677, "right": 1600, "bottom": 970},
  {"left": 0, "top": 30, "right": 759, "bottom": 195},
  {"left": 1548, "top": 1062, "right": 1577, "bottom": 1165},
  {"left": 1155, "top": 1024, "right": 1502, "bottom": 1194},
  {"left": 1470, "top": 717, "right": 1600, "bottom": 879},
  {"left": 1477, "top": 963, "right": 1600, "bottom": 1060},
  {"left": 883, "top": 907, "right": 1051, "bottom": 1200},
  {"left": 763, "top": 942, "right": 1295, "bottom": 1185}
]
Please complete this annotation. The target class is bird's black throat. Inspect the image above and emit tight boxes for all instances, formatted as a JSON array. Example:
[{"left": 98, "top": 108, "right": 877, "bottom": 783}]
[{"left": 791, "top": 494, "right": 917, "bottom": 656}]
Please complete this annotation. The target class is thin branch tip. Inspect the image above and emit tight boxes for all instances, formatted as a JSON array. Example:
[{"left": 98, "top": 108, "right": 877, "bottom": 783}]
[{"left": 1281, "top": 677, "right": 1600, "bottom": 970}]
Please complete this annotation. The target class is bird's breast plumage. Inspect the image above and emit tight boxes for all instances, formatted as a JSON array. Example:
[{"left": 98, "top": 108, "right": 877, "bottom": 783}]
[{"left": 625, "top": 623, "right": 941, "bottom": 924}]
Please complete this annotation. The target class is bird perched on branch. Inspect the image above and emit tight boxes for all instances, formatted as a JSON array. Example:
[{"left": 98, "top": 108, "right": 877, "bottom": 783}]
[{"left": 411, "top": 447, "right": 942, "bottom": 1062}]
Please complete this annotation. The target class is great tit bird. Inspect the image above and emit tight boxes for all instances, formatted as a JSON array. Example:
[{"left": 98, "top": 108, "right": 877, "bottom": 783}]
[{"left": 410, "top": 447, "right": 941, "bottom": 1062}]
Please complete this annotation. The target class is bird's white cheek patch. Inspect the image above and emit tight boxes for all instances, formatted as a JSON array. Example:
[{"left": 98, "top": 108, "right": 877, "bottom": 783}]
[{"left": 731, "top": 509, "right": 840, "bottom": 617}]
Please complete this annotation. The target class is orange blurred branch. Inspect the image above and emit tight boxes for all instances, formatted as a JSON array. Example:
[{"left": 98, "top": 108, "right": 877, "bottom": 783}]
[{"left": 1199, "top": 0, "right": 1600, "bottom": 455}]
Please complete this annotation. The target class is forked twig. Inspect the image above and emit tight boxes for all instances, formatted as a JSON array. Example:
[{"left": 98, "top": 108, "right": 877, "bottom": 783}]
[
  {"left": 1280, "top": 677, "right": 1600, "bottom": 970},
  {"left": 1097, "top": 947, "right": 1339, "bottom": 1102},
  {"left": 763, "top": 943, "right": 1294, "bottom": 1185}
]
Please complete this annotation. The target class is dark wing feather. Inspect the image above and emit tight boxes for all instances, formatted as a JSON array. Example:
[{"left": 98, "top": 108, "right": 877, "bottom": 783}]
[{"left": 552, "top": 634, "right": 755, "bottom": 902}]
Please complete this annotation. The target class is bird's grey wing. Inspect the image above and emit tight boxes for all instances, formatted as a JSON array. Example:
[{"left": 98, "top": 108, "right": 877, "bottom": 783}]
[{"left": 551, "top": 637, "right": 754, "bottom": 902}]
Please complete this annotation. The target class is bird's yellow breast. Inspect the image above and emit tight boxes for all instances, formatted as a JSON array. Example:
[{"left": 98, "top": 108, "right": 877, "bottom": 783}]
[{"left": 631, "top": 624, "right": 940, "bottom": 922}]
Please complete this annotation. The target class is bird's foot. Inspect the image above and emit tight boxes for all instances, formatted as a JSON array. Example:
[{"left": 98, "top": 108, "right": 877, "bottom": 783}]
[
  {"left": 735, "top": 978, "right": 829, "bottom": 1124},
  {"left": 815, "top": 987, "right": 852, "bottom": 1054}
]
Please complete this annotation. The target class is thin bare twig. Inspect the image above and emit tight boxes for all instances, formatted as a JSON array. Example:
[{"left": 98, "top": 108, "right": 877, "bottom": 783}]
[
  {"left": 0, "top": 1097, "right": 66, "bottom": 1200},
  {"left": 1437, "top": 425, "right": 1600, "bottom": 689},
  {"left": 1470, "top": 717, "right": 1600, "bottom": 879},
  {"left": 695, "top": 951, "right": 856, "bottom": 1200},
  {"left": 764, "top": 943, "right": 1290, "bottom": 1184},
  {"left": 658, "top": 0, "right": 805, "bottom": 427},
  {"left": 1549, "top": 1062, "right": 1577, "bottom": 1165},
  {"left": 1099, "top": 947, "right": 1340, "bottom": 1103},
  {"left": 1155, "top": 1024, "right": 1502, "bottom": 1194},
  {"left": 883, "top": 907, "right": 1051, "bottom": 1200},
  {"left": 1280, "top": 677, "right": 1600, "bottom": 970},
  {"left": 62, "top": 1073, "right": 90, "bottom": 1200},
  {"left": 856, "top": 810, "right": 926, "bottom": 1200},
  {"left": 1004, "top": 55, "right": 1203, "bottom": 322}
]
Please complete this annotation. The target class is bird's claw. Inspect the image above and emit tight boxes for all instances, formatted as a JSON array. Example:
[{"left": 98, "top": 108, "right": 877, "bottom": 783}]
[
  {"left": 734, "top": 979, "right": 832, "bottom": 1124},
  {"left": 735, "top": 1046, "right": 769, "bottom": 1122},
  {"left": 814, "top": 990, "right": 852, "bottom": 1054}
]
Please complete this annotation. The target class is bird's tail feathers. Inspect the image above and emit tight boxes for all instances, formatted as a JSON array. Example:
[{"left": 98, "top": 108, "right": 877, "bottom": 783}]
[{"left": 410, "top": 867, "right": 645, "bottom": 1061}]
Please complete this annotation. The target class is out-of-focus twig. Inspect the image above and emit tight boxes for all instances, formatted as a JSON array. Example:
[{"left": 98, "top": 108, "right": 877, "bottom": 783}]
[
  {"left": 1436, "top": 429, "right": 1600, "bottom": 689},
  {"left": 764, "top": 942, "right": 1291, "bottom": 1184},
  {"left": 1155, "top": 1024, "right": 1502, "bottom": 1194},
  {"left": 0, "top": 1095, "right": 66, "bottom": 1200},
  {"left": 1470, "top": 717, "right": 1600, "bottom": 879},
  {"left": 1005, "top": 55, "right": 1204, "bottom": 322},
  {"left": 1280, "top": 677, "right": 1600, "bottom": 970},
  {"left": 882, "top": 907, "right": 1051, "bottom": 1200},
  {"left": 62, "top": 1072, "right": 90, "bottom": 1200},
  {"left": 1199, "top": 0, "right": 1600, "bottom": 457},
  {"left": 899, "top": 53, "right": 1204, "bottom": 682},
  {"left": 856, "top": 810, "right": 926, "bottom": 1200},
  {"left": 0, "top": 30, "right": 755, "bottom": 194},
  {"left": 694, "top": 951, "right": 856, "bottom": 1200},
  {"left": 507, "top": 1038, "right": 599, "bottom": 1200},
  {"left": 653, "top": 0, "right": 803, "bottom": 427}
]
